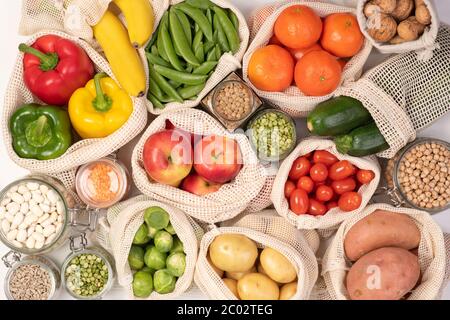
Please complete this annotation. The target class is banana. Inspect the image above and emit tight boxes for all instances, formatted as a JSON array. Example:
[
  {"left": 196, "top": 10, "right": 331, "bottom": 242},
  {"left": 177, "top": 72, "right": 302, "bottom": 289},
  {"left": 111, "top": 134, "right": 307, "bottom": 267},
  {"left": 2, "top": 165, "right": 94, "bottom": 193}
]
[
  {"left": 93, "top": 10, "right": 146, "bottom": 97},
  {"left": 113, "top": 0, "right": 155, "bottom": 48}
]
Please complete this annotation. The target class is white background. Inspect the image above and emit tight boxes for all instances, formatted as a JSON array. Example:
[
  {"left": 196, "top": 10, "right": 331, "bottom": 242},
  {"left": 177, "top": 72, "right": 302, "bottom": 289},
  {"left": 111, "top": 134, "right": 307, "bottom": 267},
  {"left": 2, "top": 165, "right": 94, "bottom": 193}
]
[{"left": 0, "top": 0, "right": 449, "bottom": 300}]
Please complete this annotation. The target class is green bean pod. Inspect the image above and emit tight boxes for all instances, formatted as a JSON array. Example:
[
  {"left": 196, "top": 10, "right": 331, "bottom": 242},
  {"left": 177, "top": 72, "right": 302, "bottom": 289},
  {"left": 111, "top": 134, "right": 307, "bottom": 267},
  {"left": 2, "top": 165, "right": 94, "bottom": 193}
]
[
  {"left": 213, "top": 13, "right": 230, "bottom": 53},
  {"left": 170, "top": 9, "right": 200, "bottom": 67},
  {"left": 204, "top": 40, "right": 215, "bottom": 54},
  {"left": 157, "top": 13, "right": 170, "bottom": 62},
  {"left": 161, "top": 22, "right": 184, "bottom": 71},
  {"left": 178, "top": 83, "right": 206, "bottom": 99},
  {"left": 228, "top": 10, "right": 239, "bottom": 30},
  {"left": 154, "top": 64, "right": 208, "bottom": 85},
  {"left": 150, "top": 45, "right": 159, "bottom": 57},
  {"left": 214, "top": 44, "right": 222, "bottom": 60},
  {"left": 192, "top": 29, "right": 203, "bottom": 51},
  {"left": 212, "top": 6, "right": 240, "bottom": 54},
  {"left": 185, "top": 0, "right": 213, "bottom": 10},
  {"left": 195, "top": 43, "right": 204, "bottom": 63},
  {"left": 149, "top": 77, "right": 165, "bottom": 101},
  {"left": 175, "top": 9, "right": 192, "bottom": 46},
  {"left": 168, "top": 80, "right": 182, "bottom": 89},
  {"left": 175, "top": 3, "right": 213, "bottom": 42},
  {"left": 145, "top": 52, "right": 171, "bottom": 68},
  {"left": 206, "top": 8, "right": 213, "bottom": 24},
  {"left": 193, "top": 61, "right": 218, "bottom": 75},
  {"left": 147, "top": 92, "right": 165, "bottom": 109},
  {"left": 206, "top": 47, "right": 216, "bottom": 61},
  {"left": 149, "top": 65, "right": 183, "bottom": 102}
]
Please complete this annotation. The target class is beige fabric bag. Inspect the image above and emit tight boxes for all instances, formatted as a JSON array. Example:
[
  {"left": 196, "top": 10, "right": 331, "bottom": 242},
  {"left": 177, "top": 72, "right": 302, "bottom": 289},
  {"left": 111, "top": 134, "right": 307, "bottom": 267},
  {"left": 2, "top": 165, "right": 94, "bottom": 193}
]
[
  {"left": 95, "top": 195, "right": 204, "bottom": 299},
  {"left": 1, "top": 30, "right": 148, "bottom": 191},
  {"left": 131, "top": 108, "right": 266, "bottom": 223},
  {"left": 242, "top": 0, "right": 373, "bottom": 118},
  {"left": 322, "top": 203, "right": 447, "bottom": 300},
  {"left": 271, "top": 138, "right": 380, "bottom": 234},
  {"left": 194, "top": 211, "right": 319, "bottom": 300}
]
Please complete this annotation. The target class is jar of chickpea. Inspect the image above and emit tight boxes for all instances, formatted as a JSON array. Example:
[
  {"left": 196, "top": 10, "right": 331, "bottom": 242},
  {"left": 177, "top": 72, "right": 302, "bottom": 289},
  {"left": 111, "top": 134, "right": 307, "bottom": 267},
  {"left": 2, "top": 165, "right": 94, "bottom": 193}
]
[{"left": 384, "top": 138, "right": 450, "bottom": 213}]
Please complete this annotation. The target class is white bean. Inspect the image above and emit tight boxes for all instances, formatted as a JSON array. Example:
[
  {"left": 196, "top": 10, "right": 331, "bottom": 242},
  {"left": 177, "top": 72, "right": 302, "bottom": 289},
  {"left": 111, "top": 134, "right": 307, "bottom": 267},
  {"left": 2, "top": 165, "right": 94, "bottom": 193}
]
[
  {"left": 32, "top": 193, "right": 44, "bottom": 204},
  {"left": 18, "top": 185, "right": 29, "bottom": 195},
  {"left": 23, "top": 191, "right": 31, "bottom": 201},
  {"left": 9, "top": 186, "right": 18, "bottom": 193},
  {"left": 35, "top": 224, "right": 44, "bottom": 234},
  {"left": 26, "top": 237, "right": 36, "bottom": 249},
  {"left": 39, "top": 203, "right": 50, "bottom": 213},
  {"left": 5, "top": 213, "right": 15, "bottom": 223},
  {"left": 28, "top": 198, "right": 37, "bottom": 206},
  {"left": 12, "top": 240, "right": 23, "bottom": 248},
  {"left": 45, "top": 234, "right": 56, "bottom": 245},
  {"left": 30, "top": 205, "right": 43, "bottom": 217},
  {"left": 6, "top": 202, "right": 20, "bottom": 215},
  {"left": 20, "top": 202, "right": 29, "bottom": 214},
  {"left": 12, "top": 213, "right": 24, "bottom": 227},
  {"left": 55, "top": 222, "right": 63, "bottom": 233},
  {"left": 46, "top": 190, "right": 58, "bottom": 204},
  {"left": 1, "top": 198, "right": 11, "bottom": 207},
  {"left": 34, "top": 241, "right": 44, "bottom": 250},
  {"left": 7, "top": 229, "right": 18, "bottom": 241},
  {"left": 43, "top": 199, "right": 50, "bottom": 206},
  {"left": 43, "top": 225, "right": 56, "bottom": 237},
  {"left": 16, "top": 229, "right": 27, "bottom": 242},
  {"left": 18, "top": 223, "right": 28, "bottom": 230},
  {"left": 37, "top": 213, "right": 50, "bottom": 224},
  {"left": 32, "top": 232, "right": 45, "bottom": 243},
  {"left": 57, "top": 215, "right": 63, "bottom": 223},
  {"left": 50, "top": 212, "right": 58, "bottom": 222},
  {"left": 39, "top": 185, "right": 49, "bottom": 194},
  {"left": 40, "top": 218, "right": 53, "bottom": 228},
  {"left": 24, "top": 214, "right": 38, "bottom": 225},
  {"left": 26, "top": 182, "right": 39, "bottom": 191},
  {"left": 27, "top": 226, "right": 35, "bottom": 237},
  {"left": 1, "top": 220, "right": 10, "bottom": 233},
  {"left": 11, "top": 192, "right": 24, "bottom": 204},
  {"left": 0, "top": 206, "right": 5, "bottom": 219}
]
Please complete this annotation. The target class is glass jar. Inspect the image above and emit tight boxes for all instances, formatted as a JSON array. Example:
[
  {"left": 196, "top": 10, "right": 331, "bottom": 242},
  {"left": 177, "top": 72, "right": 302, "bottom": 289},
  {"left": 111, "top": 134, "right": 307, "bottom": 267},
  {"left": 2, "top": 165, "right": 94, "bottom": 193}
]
[
  {"left": 212, "top": 80, "right": 254, "bottom": 122},
  {"left": 3, "top": 251, "right": 61, "bottom": 300}
]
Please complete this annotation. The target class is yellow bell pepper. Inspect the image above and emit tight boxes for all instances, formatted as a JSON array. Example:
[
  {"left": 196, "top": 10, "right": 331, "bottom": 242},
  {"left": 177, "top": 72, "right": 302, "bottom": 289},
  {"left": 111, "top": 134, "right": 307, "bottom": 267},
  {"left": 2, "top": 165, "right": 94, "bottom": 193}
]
[{"left": 68, "top": 73, "right": 133, "bottom": 139}]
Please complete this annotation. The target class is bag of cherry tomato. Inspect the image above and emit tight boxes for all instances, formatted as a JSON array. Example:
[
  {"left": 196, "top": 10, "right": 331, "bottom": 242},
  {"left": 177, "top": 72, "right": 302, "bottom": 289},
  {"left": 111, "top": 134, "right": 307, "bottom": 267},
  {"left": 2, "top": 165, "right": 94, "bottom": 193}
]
[{"left": 271, "top": 138, "right": 380, "bottom": 236}]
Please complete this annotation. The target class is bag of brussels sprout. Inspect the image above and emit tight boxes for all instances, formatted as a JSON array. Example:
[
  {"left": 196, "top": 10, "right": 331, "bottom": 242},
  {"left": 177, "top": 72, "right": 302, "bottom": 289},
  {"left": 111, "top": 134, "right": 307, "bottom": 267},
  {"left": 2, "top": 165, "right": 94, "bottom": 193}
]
[{"left": 95, "top": 195, "right": 203, "bottom": 299}]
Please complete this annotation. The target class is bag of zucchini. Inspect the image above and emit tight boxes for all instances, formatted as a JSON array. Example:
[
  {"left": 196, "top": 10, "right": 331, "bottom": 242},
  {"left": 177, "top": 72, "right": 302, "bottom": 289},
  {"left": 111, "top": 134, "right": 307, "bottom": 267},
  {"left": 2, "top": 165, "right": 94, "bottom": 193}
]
[
  {"left": 131, "top": 108, "right": 266, "bottom": 223},
  {"left": 95, "top": 195, "right": 204, "bottom": 299},
  {"left": 322, "top": 203, "right": 447, "bottom": 300},
  {"left": 271, "top": 138, "right": 380, "bottom": 234},
  {"left": 194, "top": 211, "right": 319, "bottom": 300}
]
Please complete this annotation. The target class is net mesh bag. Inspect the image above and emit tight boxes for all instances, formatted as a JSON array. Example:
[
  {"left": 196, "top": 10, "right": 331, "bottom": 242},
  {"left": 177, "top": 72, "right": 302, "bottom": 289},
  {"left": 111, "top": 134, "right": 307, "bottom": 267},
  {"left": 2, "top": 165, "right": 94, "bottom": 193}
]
[
  {"left": 336, "top": 24, "right": 450, "bottom": 158},
  {"left": 95, "top": 195, "right": 204, "bottom": 299},
  {"left": 271, "top": 138, "right": 380, "bottom": 234},
  {"left": 322, "top": 203, "right": 447, "bottom": 300},
  {"left": 1, "top": 30, "right": 148, "bottom": 191},
  {"left": 242, "top": 0, "right": 373, "bottom": 118},
  {"left": 131, "top": 108, "right": 266, "bottom": 223},
  {"left": 194, "top": 212, "right": 319, "bottom": 300},
  {"left": 245, "top": 162, "right": 276, "bottom": 213}
]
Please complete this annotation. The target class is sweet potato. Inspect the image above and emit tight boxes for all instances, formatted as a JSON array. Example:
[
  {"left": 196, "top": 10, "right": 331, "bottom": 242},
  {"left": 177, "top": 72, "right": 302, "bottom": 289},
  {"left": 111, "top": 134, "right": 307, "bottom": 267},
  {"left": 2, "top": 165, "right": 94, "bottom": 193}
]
[
  {"left": 344, "top": 209, "right": 421, "bottom": 261},
  {"left": 346, "top": 247, "right": 420, "bottom": 300}
]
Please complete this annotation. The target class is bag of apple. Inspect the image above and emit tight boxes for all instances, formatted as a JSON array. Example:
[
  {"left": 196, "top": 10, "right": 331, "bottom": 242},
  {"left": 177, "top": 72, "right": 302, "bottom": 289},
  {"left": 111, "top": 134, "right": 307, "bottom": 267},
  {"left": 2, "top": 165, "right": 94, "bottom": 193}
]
[{"left": 131, "top": 108, "right": 266, "bottom": 223}]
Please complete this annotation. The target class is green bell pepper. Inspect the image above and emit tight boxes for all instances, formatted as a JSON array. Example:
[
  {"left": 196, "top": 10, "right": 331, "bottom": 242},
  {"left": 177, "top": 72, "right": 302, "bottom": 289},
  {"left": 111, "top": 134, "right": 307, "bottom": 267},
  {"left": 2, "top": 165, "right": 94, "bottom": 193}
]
[{"left": 9, "top": 104, "right": 72, "bottom": 160}]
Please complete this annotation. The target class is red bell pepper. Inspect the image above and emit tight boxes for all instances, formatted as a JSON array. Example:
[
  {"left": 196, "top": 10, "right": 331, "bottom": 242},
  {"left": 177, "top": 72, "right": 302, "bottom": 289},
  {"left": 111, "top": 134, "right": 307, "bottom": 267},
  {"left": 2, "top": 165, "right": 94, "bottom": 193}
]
[{"left": 19, "top": 34, "right": 95, "bottom": 106}]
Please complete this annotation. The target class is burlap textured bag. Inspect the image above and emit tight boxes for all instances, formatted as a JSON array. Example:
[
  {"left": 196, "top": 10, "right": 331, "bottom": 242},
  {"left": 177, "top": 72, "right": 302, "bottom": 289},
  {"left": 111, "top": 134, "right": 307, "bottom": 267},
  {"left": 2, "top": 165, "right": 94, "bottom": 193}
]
[
  {"left": 95, "top": 195, "right": 203, "bottom": 299},
  {"left": 271, "top": 138, "right": 380, "bottom": 235},
  {"left": 322, "top": 203, "right": 447, "bottom": 300},
  {"left": 131, "top": 108, "right": 266, "bottom": 223},
  {"left": 242, "top": 0, "right": 373, "bottom": 118},
  {"left": 194, "top": 211, "right": 319, "bottom": 300},
  {"left": 2, "top": 30, "right": 148, "bottom": 191}
]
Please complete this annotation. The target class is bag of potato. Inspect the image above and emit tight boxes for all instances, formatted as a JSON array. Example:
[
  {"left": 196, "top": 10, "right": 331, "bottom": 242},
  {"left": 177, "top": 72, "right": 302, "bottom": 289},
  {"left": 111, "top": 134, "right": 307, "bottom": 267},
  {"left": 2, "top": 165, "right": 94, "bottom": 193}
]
[
  {"left": 95, "top": 195, "right": 203, "bottom": 299},
  {"left": 242, "top": 0, "right": 372, "bottom": 118},
  {"left": 1, "top": 30, "right": 148, "bottom": 192},
  {"left": 322, "top": 203, "right": 447, "bottom": 300},
  {"left": 131, "top": 108, "right": 266, "bottom": 223},
  {"left": 194, "top": 212, "right": 319, "bottom": 300},
  {"left": 271, "top": 138, "right": 380, "bottom": 235}
]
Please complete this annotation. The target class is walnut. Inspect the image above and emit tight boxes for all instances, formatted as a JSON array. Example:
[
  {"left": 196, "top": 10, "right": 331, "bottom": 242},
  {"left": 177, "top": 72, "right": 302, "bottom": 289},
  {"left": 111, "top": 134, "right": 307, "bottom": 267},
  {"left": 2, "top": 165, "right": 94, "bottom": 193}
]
[
  {"left": 391, "top": 0, "right": 414, "bottom": 21},
  {"left": 416, "top": 4, "right": 431, "bottom": 25},
  {"left": 367, "top": 13, "right": 398, "bottom": 42},
  {"left": 389, "top": 35, "right": 408, "bottom": 44},
  {"left": 397, "top": 16, "right": 426, "bottom": 41},
  {"left": 372, "top": 0, "right": 397, "bottom": 14}
]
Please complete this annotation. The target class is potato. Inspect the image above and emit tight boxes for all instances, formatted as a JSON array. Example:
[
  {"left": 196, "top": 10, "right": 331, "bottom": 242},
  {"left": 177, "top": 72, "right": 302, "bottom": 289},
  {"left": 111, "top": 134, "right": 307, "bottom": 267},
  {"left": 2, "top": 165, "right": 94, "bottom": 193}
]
[
  {"left": 346, "top": 247, "right": 420, "bottom": 300},
  {"left": 237, "top": 273, "right": 280, "bottom": 300},
  {"left": 225, "top": 266, "right": 257, "bottom": 281},
  {"left": 344, "top": 210, "right": 420, "bottom": 261},
  {"left": 279, "top": 282, "right": 298, "bottom": 300},
  {"left": 209, "top": 234, "right": 258, "bottom": 272},
  {"left": 391, "top": 0, "right": 414, "bottom": 21},
  {"left": 207, "top": 251, "right": 224, "bottom": 278},
  {"left": 222, "top": 278, "right": 239, "bottom": 298},
  {"left": 367, "top": 13, "right": 398, "bottom": 42},
  {"left": 416, "top": 4, "right": 431, "bottom": 25},
  {"left": 259, "top": 248, "right": 297, "bottom": 284}
]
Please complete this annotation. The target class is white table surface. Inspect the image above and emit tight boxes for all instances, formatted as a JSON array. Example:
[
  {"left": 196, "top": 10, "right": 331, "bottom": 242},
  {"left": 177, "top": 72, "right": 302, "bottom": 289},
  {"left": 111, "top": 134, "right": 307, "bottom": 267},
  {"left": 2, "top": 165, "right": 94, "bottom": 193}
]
[{"left": 0, "top": 0, "right": 449, "bottom": 300}]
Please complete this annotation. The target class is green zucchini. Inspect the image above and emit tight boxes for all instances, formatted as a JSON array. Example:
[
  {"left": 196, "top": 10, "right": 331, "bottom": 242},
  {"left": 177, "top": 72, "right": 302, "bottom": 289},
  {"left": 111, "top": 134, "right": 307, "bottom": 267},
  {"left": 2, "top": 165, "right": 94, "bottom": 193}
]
[
  {"left": 307, "top": 96, "right": 372, "bottom": 136},
  {"left": 334, "top": 122, "right": 389, "bottom": 157}
]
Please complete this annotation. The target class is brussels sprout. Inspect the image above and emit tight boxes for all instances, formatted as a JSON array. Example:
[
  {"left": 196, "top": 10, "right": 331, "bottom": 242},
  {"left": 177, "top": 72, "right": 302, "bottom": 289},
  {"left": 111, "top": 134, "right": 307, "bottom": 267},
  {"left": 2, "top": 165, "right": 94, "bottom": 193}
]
[
  {"left": 145, "top": 243, "right": 154, "bottom": 251},
  {"left": 128, "top": 245, "right": 145, "bottom": 270},
  {"left": 133, "top": 224, "right": 150, "bottom": 245},
  {"left": 144, "top": 207, "right": 170, "bottom": 230},
  {"left": 153, "top": 269, "right": 176, "bottom": 294},
  {"left": 170, "top": 236, "right": 184, "bottom": 254},
  {"left": 154, "top": 230, "right": 173, "bottom": 253},
  {"left": 144, "top": 246, "right": 167, "bottom": 270},
  {"left": 165, "top": 223, "right": 176, "bottom": 235},
  {"left": 166, "top": 252, "right": 186, "bottom": 277},
  {"left": 133, "top": 271, "right": 153, "bottom": 298},
  {"left": 148, "top": 226, "right": 158, "bottom": 238},
  {"left": 142, "top": 266, "right": 156, "bottom": 275}
]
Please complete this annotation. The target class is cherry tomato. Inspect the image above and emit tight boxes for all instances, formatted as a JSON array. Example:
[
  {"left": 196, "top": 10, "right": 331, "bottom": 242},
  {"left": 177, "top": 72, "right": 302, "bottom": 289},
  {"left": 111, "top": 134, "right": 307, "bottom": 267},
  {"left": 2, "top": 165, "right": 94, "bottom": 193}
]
[
  {"left": 284, "top": 180, "right": 296, "bottom": 198},
  {"left": 309, "top": 163, "right": 328, "bottom": 182},
  {"left": 303, "top": 152, "right": 312, "bottom": 159},
  {"left": 297, "top": 176, "right": 315, "bottom": 193},
  {"left": 338, "top": 192, "right": 362, "bottom": 212},
  {"left": 356, "top": 170, "right": 375, "bottom": 184},
  {"left": 329, "top": 160, "right": 356, "bottom": 181},
  {"left": 288, "top": 157, "right": 311, "bottom": 180},
  {"left": 289, "top": 189, "right": 310, "bottom": 215},
  {"left": 308, "top": 199, "right": 327, "bottom": 216},
  {"left": 316, "top": 185, "right": 334, "bottom": 202},
  {"left": 327, "top": 201, "right": 338, "bottom": 210},
  {"left": 331, "top": 178, "right": 356, "bottom": 195},
  {"left": 313, "top": 150, "right": 338, "bottom": 166}
]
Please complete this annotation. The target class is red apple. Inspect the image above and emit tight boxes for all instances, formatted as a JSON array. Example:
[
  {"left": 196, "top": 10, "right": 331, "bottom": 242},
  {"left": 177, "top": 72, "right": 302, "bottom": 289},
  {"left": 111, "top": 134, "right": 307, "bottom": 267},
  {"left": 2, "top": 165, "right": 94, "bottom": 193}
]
[
  {"left": 143, "top": 129, "right": 193, "bottom": 187},
  {"left": 165, "top": 119, "right": 201, "bottom": 146},
  {"left": 193, "top": 135, "right": 242, "bottom": 184},
  {"left": 181, "top": 173, "right": 222, "bottom": 196}
]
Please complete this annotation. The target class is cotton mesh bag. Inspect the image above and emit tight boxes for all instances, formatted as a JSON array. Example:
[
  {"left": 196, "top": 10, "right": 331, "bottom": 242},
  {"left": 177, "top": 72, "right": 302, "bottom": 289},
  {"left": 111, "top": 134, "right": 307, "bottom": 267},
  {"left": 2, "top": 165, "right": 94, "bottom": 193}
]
[
  {"left": 194, "top": 211, "right": 319, "bottom": 300},
  {"left": 131, "top": 108, "right": 266, "bottom": 223},
  {"left": 321, "top": 203, "right": 447, "bottom": 300},
  {"left": 95, "top": 195, "right": 203, "bottom": 299},
  {"left": 242, "top": 0, "right": 373, "bottom": 118},
  {"left": 271, "top": 138, "right": 380, "bottom": 235},
  {"left": 2, "top": 30, "right": 148, "bottom": 191}
]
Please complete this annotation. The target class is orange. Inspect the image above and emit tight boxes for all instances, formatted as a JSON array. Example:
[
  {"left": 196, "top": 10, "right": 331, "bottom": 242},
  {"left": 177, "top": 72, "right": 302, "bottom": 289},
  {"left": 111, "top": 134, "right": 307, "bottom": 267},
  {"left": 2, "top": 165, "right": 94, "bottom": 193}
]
[
  {"left": 337, "top": 59, "right": 348, "bottom": 71},
  {"left": 294, "top": 50, "right": 342, "bottom": 96},
  {"left": 320, "top": 13, "right": 364, "bottom": 58},
  {"left": 268, "top": 34, "right": 283, "bottom": 46},
  {"left": 248, "top": 45, "right": 294, "bottom": 92},
  {"left": 288, "top": 43, "right": 322, "bottom": 61},
  {"left": 274, "top": 5, "right": 322, "bottom": 49}
]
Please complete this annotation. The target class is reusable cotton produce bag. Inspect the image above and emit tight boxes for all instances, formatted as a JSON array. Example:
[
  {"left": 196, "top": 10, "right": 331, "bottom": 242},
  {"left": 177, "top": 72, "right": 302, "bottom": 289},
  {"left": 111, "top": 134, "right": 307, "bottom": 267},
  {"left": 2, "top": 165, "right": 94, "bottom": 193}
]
[
  {"left": 242, "top": 0, "right": 373, "bottom": 118},
  {"left": 194, "top": 211, "right": 319, "bottom": 300},
  {"left": 321, "top": 203, "right": 447, "bottom": 300},
  {"left": 2, "top": 30, "right": 148, "bottom": 191},
  {"left": 271, "top": 138, "right": 380, "bottom": 235},
  {"left": 95, "top": 195, "right": 203, "bottom": 299},
  {"left": 131, "top": 108, "right": 266, "bottom": 223}
]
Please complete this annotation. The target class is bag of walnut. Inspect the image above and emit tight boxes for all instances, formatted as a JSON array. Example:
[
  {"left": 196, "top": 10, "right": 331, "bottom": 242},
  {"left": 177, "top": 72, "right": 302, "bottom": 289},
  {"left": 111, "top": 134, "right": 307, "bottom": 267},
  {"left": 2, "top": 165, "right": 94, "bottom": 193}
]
[
  {"left": 95, "top": 195, "right": 204, "bottom": 299},
  {"left": 322, "top": 203, "right": 447, "bottom": 300},
  {"left": 194, "top": 211, "right": 319, "bottom": 300}
]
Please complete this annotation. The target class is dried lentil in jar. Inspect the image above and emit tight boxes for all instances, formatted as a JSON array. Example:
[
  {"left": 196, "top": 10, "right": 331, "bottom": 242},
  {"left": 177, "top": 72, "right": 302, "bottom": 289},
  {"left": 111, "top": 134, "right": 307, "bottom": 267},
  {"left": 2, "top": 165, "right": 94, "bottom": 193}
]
[{"left": 213, "top": 81, "right": 253, "bottom": 121}]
